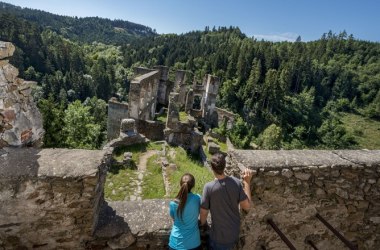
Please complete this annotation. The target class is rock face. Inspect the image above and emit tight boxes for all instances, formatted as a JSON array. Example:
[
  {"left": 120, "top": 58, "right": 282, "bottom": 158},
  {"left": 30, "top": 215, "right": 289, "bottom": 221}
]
[
  {"left": 227, "top": 149, "right": 380, "bottom": 249},
  {"left": 0, "top": 41, "right": 44, "bottom": 148}
]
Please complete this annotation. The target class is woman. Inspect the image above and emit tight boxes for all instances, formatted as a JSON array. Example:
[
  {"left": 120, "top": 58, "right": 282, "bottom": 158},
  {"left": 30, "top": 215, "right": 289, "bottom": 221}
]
[{"left": 169, "top": 173, "right": 201, "bottom": 250}]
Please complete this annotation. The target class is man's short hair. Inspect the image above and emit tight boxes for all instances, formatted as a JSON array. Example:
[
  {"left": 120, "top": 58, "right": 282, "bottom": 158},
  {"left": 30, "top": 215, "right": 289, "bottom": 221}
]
[{"left": 210, "top": 153, "right": 226, "bottom": 175}]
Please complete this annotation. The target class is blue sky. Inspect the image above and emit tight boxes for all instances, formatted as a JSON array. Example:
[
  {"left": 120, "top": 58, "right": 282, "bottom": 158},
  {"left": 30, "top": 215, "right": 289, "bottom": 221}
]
[{"left": 2, "top": 0, "right": 380, "bottom": 42}]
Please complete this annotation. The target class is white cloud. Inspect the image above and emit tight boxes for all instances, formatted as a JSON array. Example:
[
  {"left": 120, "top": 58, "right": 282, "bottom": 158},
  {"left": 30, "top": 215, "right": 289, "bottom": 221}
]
[{"left": 253, "top": 32, "right": 300, "bottom": 42}]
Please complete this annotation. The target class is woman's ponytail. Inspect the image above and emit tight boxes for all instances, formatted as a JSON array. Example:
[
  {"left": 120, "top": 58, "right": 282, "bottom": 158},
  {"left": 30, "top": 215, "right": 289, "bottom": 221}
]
[{"left": 175, "top": 173, "right": 195, "bottom": 220}]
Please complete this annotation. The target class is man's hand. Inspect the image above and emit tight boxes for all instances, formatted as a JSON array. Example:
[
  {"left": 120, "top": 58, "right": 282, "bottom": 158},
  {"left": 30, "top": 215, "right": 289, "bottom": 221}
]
[
  {"left": 240, "top": 168, "right": 253, "bottom": 211},
  {"left": 242, "top": 168, "right": 253, "bottom": 184}
]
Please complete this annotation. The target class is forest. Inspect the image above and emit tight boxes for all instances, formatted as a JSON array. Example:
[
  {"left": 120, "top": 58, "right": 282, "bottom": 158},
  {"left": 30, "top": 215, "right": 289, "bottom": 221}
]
[{"left": 1, "top": 2, "right": 379, "bottom": 150}]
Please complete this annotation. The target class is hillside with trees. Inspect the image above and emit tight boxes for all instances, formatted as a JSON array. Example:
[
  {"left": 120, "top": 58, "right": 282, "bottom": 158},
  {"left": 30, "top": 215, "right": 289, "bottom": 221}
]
[
  {"left": 0, "top": 3, "right": 379, "bottom": 150},
  {"left": 0, "top": 1, "right": 156, "bottom": 45}
]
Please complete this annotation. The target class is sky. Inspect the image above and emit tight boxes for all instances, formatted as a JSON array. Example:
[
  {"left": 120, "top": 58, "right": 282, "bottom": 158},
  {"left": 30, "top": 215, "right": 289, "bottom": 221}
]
[{"left": 2, "top": 0, "right": 380, "bottom": 42}]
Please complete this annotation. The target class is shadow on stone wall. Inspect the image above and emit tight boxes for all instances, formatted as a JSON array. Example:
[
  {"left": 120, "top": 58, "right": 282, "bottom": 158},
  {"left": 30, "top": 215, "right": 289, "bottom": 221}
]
[{"left": 91, "top": 201, "right": 136, "bottom": 249}]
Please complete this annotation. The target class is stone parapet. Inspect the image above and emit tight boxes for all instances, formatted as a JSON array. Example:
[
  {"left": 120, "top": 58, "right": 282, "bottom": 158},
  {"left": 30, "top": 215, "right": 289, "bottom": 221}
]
[
  {"left": 227, "top": 149, "right": 380, "bottom": 249},
  {"left": 0, "top": 147, "right": 110, "bottom": 249}
]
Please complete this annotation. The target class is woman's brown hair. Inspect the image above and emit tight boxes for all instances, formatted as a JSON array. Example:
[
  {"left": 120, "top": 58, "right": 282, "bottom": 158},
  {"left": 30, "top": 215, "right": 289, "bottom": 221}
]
[{"left": 175, "top": 173, "right": 195, "bottom": 219}]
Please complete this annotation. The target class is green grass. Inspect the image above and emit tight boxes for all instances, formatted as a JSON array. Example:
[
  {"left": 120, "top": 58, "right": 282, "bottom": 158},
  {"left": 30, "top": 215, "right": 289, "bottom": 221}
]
[
  {"left": 202, "top": 145, "right": 212, "bottom": 159},
  {"left": 167, "top": 147, "right": 213, "bottom": 197},
  {"left": 104, "top": 168, "right": 138, "bottom": 201},
  {"left": 202, "top": 138, "right": 228, "bottom": 160},
  {"left": 341, "top": 113, "right": 380, "bottom": 149},
  {"left": 105, "top": 142, "right": 213, "bottom": 200},
  {"left": 113, "top": 142, "right": 163, "bottom": 162},
  {"left": 216, "top": 139, "right": 228, "bottom": 153},
  {"left": 105, "top": 142, "right": 164, "bottom": 201},
  {"left": 179, "top": 111, "right": 188, "bottom": 122},
  {"left": 142, "top": 154, "right": 166, "bottom": 198},
  {"left": 155, "top": 112, "right": 167, "bottom": 123}
]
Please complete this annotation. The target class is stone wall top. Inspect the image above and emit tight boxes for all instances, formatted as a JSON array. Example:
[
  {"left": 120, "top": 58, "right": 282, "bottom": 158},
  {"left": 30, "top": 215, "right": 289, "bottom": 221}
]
[
  {"left": 108, "top": 98, "right": 129, "bottom": 107},
  {"left": 106, "top": 200, "right": 171, "bottom": 235},
  {"left": 0, "top": 147, "right": 108, "bottom": 179},
  {"left": 132, "top": 70, "right": 159, "bottom": 83},
  {"left": 229, "top": 149, "right": 380, "bottom": 170}
]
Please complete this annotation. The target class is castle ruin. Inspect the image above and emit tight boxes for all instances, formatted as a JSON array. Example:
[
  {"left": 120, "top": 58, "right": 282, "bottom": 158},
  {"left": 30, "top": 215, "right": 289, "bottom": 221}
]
[
  {"left": 106, "top": 66, "right": 233, "bottom": 153},
  {"left": 1, "top": 41, "right": 380, "bottom": 249}
]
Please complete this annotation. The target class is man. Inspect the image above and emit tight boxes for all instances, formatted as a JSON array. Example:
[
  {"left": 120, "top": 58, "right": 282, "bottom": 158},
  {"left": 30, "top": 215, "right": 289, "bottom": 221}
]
[{"left": 200, "top": 153, "right": 253, "bottom": 250}]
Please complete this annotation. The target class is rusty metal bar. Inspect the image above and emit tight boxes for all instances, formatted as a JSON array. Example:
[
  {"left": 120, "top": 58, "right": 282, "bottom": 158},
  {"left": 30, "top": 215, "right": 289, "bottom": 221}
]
[
  {"left": 306, "top": 240, "right": 319, "bottom": 250},
  {"left": 267, "top": 218, "right": 296, "bottom": 250},
  {"left": 316, "top": 213, "right": 358, "bottom": 250}
]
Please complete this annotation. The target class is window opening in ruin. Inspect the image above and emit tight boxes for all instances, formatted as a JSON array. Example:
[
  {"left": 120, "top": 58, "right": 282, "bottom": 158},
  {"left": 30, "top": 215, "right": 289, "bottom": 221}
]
[{"left": 192, "top": 95, "right": 202, "bottom": 110}]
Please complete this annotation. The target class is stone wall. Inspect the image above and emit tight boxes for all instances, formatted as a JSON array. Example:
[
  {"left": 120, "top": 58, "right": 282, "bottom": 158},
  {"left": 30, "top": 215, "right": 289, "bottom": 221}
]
[
  {"left": 227, "top": 149, "right": 380, "bottom": 249},
  {"left": 202, "top": 75, "right": 219, "bottom": 127},
  {"left": 1, "top": 147, "right": 379, "bottom": 249},
  {"left": 0, "top": 41, "right": 44, "bottom": 148},
  {"left": 174, "top": 70, "right": 192, "bottom": 108},
  {"left": 215, "top": 107, "right": 236, "bottom": 129},
  {"left": 153, "top": 66, "right": 170, "bottom": 105},
  {"left": 128, "top": 70, "right": 160, "bottom": 121},
  {"left": 0, "top": 147, "right": 110, "bottom": 249},
  {"left": 136, "top": 119, "right": 165, "bottom": 141},
  {"left": 107, "top": 98, "right": 129, "bottom": 140}
]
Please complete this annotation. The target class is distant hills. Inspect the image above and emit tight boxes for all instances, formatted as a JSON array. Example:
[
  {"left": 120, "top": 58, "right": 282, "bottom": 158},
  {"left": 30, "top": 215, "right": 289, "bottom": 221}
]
[{"left": 0, "top": 1, "right": 157, "bottom": 44}]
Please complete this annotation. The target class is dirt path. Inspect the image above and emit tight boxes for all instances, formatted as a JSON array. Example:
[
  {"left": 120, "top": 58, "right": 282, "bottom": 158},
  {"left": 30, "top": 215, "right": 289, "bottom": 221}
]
[
  {"left": 137, "top": 150, "right": 158, "bottom": 170},
  {"left": 127, "top": 150, "right": 158, "bottom": 201}
]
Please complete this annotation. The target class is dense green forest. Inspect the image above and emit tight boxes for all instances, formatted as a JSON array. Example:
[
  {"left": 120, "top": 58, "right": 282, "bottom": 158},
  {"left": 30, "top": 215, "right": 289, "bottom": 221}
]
[
  {"left": 1, "top": 3, "right": 379, "bottom": 150},
  {"left": 0, "top": 1, "right": 156, "bottom": 44}
]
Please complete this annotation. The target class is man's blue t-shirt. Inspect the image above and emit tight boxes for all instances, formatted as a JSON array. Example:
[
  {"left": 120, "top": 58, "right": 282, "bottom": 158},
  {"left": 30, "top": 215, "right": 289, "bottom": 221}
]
[{"left": 169, "top": 192, "right": 201, "bottom": 250}]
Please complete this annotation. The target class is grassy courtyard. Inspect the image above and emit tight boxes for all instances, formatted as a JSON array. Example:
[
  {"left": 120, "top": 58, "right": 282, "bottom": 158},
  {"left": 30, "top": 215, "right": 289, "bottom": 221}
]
[{"left": 104, "top": 142, "right": 213, "bottom": 201}]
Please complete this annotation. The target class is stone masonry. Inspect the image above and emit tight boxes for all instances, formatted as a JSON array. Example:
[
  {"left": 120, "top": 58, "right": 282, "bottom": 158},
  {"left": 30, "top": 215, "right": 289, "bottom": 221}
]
[
  {"left": 227, "top": 149, "right": 380, "bottom": 249},
  {"left": 1, "top": 147, "right": 379, "bottom": 249},
  {"left": 107, "top": 98, "right": 129, "bottom": 140},
  {"left": 202, "top": 74, "right": 220, "bottom": 127},
  {"left": 128, "top": 70, "right": 160, "bottom": 121},
  {"left": 0, "top": 41, "right": 44, "bottom": 148},
  {"left": 0, "top": 147, "right": 110, "bottom": 249},
  {"left": 107, "top": 65, "right": 225, "bottom": 153}
]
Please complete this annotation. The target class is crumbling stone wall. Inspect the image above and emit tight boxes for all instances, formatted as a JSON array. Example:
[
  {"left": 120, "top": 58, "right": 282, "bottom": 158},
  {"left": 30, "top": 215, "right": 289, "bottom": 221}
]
[
  {"left": 174, "top": 70, "right": 192, "bottom": 108},
  {"left": 135, "top": 119, "right": 165, "bottom": 141},
  {"left": 128, "top": 70, "right": 160, "bottom": 121},
  {"left": 107, "top": 98, "right": 129, "bottom": 140},
  {"left": 215, "top": 107, "right": 236, "bottom": 129},
  {"left": 153, "top": 66, "right": 170, "bottom": 106},
  {"left": 0, "top": 147, "right": 110, "bottom": 249},
  {"left": 165, "top": 92, "right": 202, "bottom": 153},
  {"left": 0, "top": 41, "right": 44, "bottom": 148},
  {"left": 202, "top": 75, "right": 220, "bottom": 127},
  {"left": 227, "top": 149, "right": 380, "bottom": 249}
]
